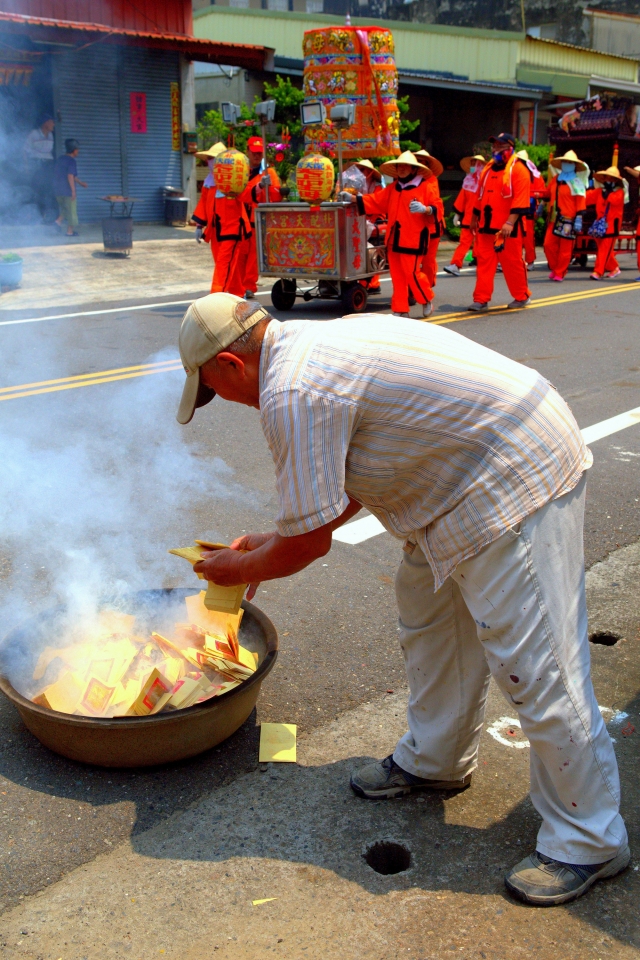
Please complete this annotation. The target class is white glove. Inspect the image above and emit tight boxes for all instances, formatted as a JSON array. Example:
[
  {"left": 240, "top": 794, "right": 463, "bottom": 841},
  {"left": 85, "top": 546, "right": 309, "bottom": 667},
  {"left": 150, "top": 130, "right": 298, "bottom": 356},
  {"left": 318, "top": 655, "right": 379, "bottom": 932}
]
[
  {"left": 339, "top": 191, "right": 356, "bottom": 202},
  {"left": 452, "top": 213, "right": 461, "bottom": 227},
  {"left": 260, "top": 175, "right": 271, "bottom": 189},
  {"left": 195, "top": 225, "right": 204, "bottom": 243},
  {"left": 574, "top": 215, "right": 583, "bottom": 233},
  {"left": 409, "top": 200, "right": 428, "bottom": 214}
]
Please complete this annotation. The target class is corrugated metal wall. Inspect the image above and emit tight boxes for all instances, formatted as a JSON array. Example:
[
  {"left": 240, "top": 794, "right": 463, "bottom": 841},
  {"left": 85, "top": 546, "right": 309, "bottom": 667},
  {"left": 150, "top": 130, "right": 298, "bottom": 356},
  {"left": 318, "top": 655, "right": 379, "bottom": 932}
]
[
  {"left": 52, "top": 44, "right": 123, "bottom": 223},
  {"left": 121, "top": 48, "right": 182, "bottom": 220},
  {"left": 52, "top": 46, "right": 182, "bottom": 222},
  {"left": 0, "top": 0, "right": 191, "bottom": 34}
]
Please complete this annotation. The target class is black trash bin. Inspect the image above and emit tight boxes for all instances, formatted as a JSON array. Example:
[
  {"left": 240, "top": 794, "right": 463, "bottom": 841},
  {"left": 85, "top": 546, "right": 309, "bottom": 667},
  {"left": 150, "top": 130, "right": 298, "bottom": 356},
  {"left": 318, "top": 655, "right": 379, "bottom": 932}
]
[
  {"left": 99, "top": 197, "right": 136, "bottom": 256},
  {"left": 163, "top": 186, "right": 189, "bottom": 226}
]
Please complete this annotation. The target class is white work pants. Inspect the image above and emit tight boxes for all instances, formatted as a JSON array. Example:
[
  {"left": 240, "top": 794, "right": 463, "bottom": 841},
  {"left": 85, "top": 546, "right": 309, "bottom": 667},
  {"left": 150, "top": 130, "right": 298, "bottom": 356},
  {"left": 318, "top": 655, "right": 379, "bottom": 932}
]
[{"left": 393, "top": 473, "right": 628, "bottom": 865}]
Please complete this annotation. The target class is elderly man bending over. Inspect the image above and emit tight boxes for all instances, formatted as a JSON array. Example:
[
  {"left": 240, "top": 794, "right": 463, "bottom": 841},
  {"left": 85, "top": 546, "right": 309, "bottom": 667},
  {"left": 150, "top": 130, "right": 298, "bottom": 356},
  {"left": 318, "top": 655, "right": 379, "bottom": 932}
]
[{"left": 176, "top": 292, "right": 629, "bottom": 907}]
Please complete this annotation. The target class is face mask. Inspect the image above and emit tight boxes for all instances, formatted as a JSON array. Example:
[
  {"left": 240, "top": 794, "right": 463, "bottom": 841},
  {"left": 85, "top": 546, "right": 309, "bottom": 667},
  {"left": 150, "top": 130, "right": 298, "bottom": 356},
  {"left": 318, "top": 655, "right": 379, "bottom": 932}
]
[
  {"left": 398, "top": 172, "right": 415, "bottom": 183},
  {"left": 469, "top": 165, "right": 478, "bottom": 174},
  {"left": 492, "top": 146, "right": 512, "bottom": 167},
  {"left": 561, "top": 162, "right": 575, "bottom": 174}
]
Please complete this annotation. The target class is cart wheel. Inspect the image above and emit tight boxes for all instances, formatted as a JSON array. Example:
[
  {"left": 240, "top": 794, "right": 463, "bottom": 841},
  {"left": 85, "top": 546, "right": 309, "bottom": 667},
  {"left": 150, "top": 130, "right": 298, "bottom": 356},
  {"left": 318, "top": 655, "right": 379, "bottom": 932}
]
[
  {"left": 271, "top": 279, "right": 296, "bottom": 311},
  {"left": 341, "top": 282, "right": 368, "bottom": 313}
]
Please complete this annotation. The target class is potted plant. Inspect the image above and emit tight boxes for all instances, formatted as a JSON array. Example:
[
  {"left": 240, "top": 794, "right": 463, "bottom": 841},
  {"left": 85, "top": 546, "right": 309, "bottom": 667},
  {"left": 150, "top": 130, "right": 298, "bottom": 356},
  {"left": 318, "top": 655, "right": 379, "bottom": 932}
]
[{"left": 0, "top": 252, "right": 23, "bottom": 289}]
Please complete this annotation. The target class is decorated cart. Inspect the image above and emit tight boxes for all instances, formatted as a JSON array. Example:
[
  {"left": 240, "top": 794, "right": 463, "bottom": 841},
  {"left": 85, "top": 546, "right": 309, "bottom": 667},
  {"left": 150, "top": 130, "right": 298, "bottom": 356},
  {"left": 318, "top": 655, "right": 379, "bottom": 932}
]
[
  {"left": 254, "top": 199, "right": 387, "bottom": 312},
  {"left": 255, "top": 23, "right": 399, "bottom": 312}
]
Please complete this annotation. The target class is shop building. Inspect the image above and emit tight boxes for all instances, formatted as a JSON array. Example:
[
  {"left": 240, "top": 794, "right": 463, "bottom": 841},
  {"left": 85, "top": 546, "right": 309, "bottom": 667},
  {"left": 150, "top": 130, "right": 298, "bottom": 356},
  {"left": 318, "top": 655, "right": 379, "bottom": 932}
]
[{"left": 0, "top": 1, "right": 272, "bottom": 223}]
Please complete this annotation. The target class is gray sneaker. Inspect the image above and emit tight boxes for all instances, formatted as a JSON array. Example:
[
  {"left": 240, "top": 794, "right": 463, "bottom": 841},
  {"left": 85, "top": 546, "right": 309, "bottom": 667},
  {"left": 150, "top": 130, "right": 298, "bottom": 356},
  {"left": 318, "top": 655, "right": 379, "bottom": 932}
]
[
  {"left": 444, "top": 263, "right": 460, "bottom": 276},
  {"left": 505, "top": 846, "right": 631, "bottom": 906},
  {"left": 350, "top": 754, "right": 472, "bottom": 799},
  {"left": 421, "top": 300, "right": 433, "bottom": 318},
  {"left": 467, "top": 301, "right": 488, "bottom": 312},
  {"left": 507, "top": 297, "right": 531, "bottom": 308}
]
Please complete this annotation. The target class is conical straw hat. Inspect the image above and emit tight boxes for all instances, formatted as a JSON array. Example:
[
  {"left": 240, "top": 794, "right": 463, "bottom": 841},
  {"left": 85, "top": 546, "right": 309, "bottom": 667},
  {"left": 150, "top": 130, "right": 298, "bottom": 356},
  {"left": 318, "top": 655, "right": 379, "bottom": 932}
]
[
  {"left": 549, "top": 149, "right": 588, "bottom": 173},
  {"left": 594, "top": 166, "right": 623, "bottom": 184},
  {"left": 413, "top": 149, "right": 444, "bottom": 177},
  {"left": 196, "top": 141, "right": 227, "bottom": 161},
  {"left": 354, "top": 158, "right": 382, "bottom": 181},
  {"left": 460, "top": 154, "right": 486, "bottom": 173},
  {"left": 379, "top": 150, "right": 431, "bottom": 179}
]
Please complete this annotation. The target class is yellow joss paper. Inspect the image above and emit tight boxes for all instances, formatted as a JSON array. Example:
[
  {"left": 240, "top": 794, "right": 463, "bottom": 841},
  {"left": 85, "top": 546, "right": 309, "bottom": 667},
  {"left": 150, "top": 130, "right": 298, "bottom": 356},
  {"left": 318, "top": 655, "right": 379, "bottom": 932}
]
[
  {"left": 203, "top": 580, "right": 246, "bottom": 615},
  {"left": 237, "top": 645, "right": 259, "bottom": 671},
  {"left": 259, "top": 723, "right": 297, "bottom": 763},
  {"left": 41, "top": 671, "right": 86, "bottom": 715},
  {"left": 79, "top": 676, "right": 116, "bottom": 717},
  {"left": 185, "top": 591, "right": 243, "bottom": 638},
  {"left": 127, "top": 668, "right": 173, "bottom": 716}
]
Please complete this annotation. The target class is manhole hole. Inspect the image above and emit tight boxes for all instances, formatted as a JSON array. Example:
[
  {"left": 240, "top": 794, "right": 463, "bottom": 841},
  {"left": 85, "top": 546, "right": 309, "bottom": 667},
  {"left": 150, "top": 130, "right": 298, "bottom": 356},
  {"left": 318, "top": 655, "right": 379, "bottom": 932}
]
[
  {"left": 589, "top": 631, "right": 621, "bottom": 646},
  {"left": 363, "top": 840, "right": 412, "bottom": 875}
]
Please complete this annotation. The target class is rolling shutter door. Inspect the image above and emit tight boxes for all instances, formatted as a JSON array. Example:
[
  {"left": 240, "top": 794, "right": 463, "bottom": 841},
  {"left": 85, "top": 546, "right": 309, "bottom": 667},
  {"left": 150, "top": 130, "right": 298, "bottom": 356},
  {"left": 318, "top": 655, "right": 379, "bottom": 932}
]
[
  {"left": 52, "top": 45, "right": 123, "bottom": 223},
  {"left": 122, "top": 48, "right": 182, "bottom": 221}
]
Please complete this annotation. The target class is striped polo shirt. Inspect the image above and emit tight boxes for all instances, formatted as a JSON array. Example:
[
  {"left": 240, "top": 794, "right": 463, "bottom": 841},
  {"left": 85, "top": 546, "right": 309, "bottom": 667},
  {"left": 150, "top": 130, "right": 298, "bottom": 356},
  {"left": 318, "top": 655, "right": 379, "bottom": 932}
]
[{"left": 259, "top": 316, "right": 591, "bottom": 589}]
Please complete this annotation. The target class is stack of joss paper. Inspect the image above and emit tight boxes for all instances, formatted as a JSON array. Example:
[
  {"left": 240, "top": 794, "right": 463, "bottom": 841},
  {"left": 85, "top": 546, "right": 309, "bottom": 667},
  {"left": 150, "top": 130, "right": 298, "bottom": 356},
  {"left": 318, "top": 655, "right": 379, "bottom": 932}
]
[
  {"left": 168, "top": 539, "right": 247, "bottom": 613},
  {"left": 29, "top": 589, "right": 258, "bottom": 719}
]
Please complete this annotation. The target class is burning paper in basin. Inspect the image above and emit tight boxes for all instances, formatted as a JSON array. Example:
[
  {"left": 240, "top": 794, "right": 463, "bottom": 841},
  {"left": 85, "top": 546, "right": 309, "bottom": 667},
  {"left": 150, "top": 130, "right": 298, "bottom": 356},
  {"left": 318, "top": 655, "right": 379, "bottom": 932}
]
[{"left": 26, "top": 592, "right": 259, "bottom": 718}]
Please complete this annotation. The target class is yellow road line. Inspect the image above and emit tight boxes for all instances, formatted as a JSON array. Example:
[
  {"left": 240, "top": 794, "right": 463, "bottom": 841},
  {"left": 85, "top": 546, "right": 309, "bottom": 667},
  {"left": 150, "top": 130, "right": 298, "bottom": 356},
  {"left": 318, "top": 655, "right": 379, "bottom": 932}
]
[
  {"left": 0, "top": 358, "right": 181, "bottom": 396},
  {"left": 1, "top": 361, "right": 182, "bottom": 402},
  {"left": 430, "top": 281, "right": 639, "bottom": 326},
  {"left": 1, "top": 282, "right": 638, "bottom": 403}
]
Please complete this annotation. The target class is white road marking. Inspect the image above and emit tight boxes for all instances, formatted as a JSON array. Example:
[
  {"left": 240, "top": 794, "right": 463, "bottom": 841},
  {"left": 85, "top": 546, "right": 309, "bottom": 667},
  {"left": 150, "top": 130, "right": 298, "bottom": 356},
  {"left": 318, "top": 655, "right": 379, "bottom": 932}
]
[
  {"left": 332, "top": 514, "right": 386, "bottom": 544},
  {"left": 0, "top": 299, "right": 198, "bottom": 327},
  {"left": 335, "top": 407, "right": 640, "bottom": 545},
  {"left": 581, "top": 406, "right": 640, "bottom": 444}
]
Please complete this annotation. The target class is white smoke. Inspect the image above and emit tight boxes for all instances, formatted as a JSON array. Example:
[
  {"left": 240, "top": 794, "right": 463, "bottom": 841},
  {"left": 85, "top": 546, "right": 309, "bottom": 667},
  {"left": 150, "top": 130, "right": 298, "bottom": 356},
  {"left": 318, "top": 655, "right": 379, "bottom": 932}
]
[{"left": 0, "top": 342, "right": 247, "bottom": 693}]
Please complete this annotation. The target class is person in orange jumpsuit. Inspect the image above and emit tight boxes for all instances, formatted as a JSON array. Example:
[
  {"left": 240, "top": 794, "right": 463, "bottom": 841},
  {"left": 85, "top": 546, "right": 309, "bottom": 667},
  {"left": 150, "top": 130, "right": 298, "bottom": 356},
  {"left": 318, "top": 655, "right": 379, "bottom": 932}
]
[
  {"left": 239, "top": 135, "right": 281, "bottom": 299},
  {"left": 587, "top": 166, "right": 626, "bottom": 280},
  {"left": 469, "top": 132, "right": 532, "bottom": 312},
  {"left": 414, "top": 150, "right": 444, "bottom": 289},
  {"left": 355, "top": 159, "right": 384, "bottom": 293},
  {"left": 517, "top": 149, "right": 547, "bottom": 270},
  {"left": 351, "top": 151, "right": 436, "bottom": 317},
  {"left": 623, "top": 164, "right": 640, "bottom": 280},
  {"left": 191, "top": 142, "right": 226, "bottom": 282},
  {"left": 541, "top": 149, "right": 588, "bottom": 281},
  {"left": 444, "top": 153, "right": 485, "bottom": 276}
]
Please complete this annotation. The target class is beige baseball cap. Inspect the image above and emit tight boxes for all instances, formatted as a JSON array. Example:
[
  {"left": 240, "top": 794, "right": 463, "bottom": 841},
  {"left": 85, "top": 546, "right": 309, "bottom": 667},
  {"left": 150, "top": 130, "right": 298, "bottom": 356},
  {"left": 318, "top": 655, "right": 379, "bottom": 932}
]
[{"left": 176, "top": 292, "right": 271, "bottom": 424}]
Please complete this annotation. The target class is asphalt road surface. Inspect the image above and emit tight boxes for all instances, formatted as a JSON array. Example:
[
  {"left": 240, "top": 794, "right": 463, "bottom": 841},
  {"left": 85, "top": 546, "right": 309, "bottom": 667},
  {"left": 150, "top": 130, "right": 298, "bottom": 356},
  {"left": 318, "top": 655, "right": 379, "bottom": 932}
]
[{"left": 0, "top": 259, "right": 639, "bottom": 921}]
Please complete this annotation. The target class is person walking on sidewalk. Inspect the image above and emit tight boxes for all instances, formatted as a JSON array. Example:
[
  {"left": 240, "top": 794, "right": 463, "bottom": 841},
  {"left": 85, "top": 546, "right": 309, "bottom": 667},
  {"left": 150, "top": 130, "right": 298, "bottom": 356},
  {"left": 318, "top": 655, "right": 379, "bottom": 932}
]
[
  {"left": 175, "top": 292, "right": 630, "bottom": 908},
  {"left": 468, "top": 132, "right": 532, "bottom": 313},
  {"left": 347, "top": 151, "right": 436, "bottom": 318},
  {"left": 413, "top": 149, "right": 445, "bottom": 289},
  {"left": 542, "top": 149, "right": 588, "bottom": 282},
  {"left": 587, "top": 166, "right": 626, "bottom": 280},
  {"left": 53, "top": 139, "right": 87, "bottom": 237},
  {"left": 24, "top": 115, "right": 56, "bottom": 222},
  {"left": 623, "top": 164, "right": 640, "bottom": 280},
  {"left": 444, "top": 153, "right": 485, "bottom": 277}
]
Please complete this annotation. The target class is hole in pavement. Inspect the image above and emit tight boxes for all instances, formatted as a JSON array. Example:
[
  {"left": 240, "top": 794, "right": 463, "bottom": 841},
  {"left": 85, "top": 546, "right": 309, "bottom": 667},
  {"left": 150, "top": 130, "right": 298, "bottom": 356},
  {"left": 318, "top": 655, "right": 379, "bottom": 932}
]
[
  {"left": 589, "top": 631, "right": 621, "bottom": 647},
  {"left": 363, "top": 840, "right": 412, "bottom": 875}
]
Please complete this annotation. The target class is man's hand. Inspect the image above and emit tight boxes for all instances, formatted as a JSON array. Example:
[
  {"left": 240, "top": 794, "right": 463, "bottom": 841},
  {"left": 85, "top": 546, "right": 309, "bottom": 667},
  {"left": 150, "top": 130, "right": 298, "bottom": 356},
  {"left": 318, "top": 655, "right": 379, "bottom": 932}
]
[
  {"left": 470, "top": 214, "right": 479, "bottom": 234},
  {"left": 78, "top": 180, "right": 88, "bottom": 188},
  {"left": 195, "top": 225, "right": 204, "bottom": 243},
  {"left": 260, "top": 175, "right": 271, "bottom": 189},
  {"left": 339, "top": 191, "right": 357, "bottom": 203},
  {"left": 452, "top": 213, "right": 461, "bottom": 227},
  {"left": 409, "top": 200, "right": 429, "bottom": 215},
  {"left": 499, "top": 220, "right": 514, "bottom": 240}
]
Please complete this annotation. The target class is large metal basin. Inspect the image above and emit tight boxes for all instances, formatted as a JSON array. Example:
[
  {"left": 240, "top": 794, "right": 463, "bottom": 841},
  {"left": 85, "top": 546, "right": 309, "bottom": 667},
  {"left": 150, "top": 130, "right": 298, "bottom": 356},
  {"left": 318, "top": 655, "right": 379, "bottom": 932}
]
[{"left": 0, "top": 589, "right": 277, "bottom": 768}]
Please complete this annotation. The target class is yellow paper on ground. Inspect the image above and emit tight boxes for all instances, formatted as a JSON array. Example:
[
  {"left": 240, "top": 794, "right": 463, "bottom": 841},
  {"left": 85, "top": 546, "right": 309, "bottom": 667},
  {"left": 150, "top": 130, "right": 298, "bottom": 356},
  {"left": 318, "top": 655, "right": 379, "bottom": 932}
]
[{"left": 259, "top": 723, "right": 297, "bottom": 763}]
